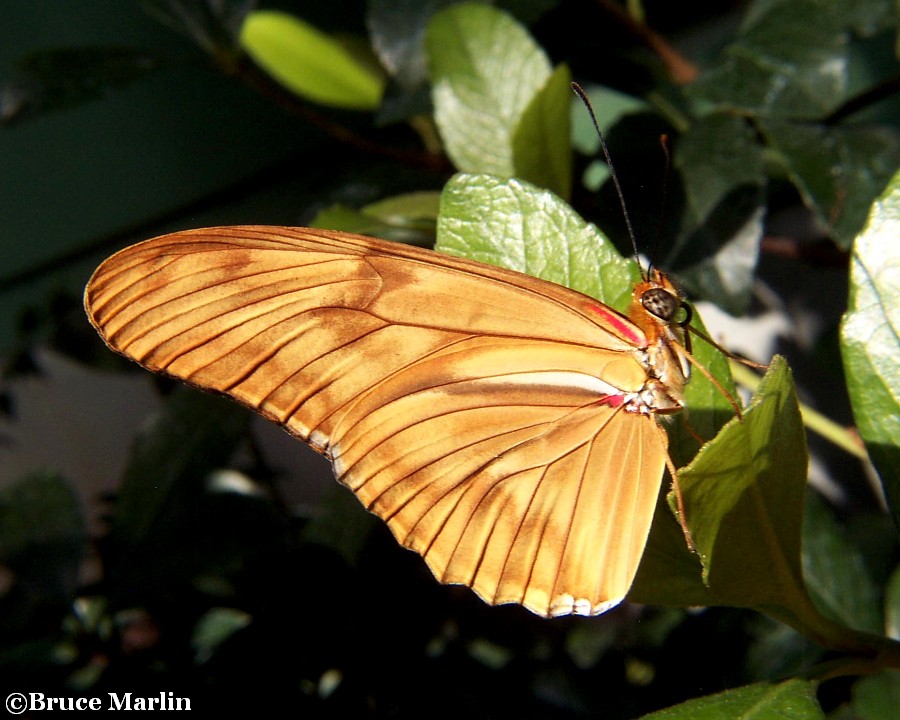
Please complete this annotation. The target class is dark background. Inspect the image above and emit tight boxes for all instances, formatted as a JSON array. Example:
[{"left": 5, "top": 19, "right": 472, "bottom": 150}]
[{"left": 1, "top": 1, "right": 897, "bottom": 717}]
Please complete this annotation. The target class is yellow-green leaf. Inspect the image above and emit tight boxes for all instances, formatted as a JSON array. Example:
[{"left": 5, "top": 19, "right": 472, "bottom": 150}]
[{"left": 239, "top": 10, "right": 384, "bottom": 110}]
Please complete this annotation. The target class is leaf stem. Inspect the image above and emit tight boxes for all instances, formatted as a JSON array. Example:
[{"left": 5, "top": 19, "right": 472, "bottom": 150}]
[
  {"left": 232, "top": 54, "right": 450, "bottom": 173},
  {"left": 730, "top": 361, "right": 868, "bottom": 460},
  {"left": 591, "top": 0, "right": 698, "bottom": 84},
  {"left": 763, "top": 597, "right": 900, "bottom": 675}
]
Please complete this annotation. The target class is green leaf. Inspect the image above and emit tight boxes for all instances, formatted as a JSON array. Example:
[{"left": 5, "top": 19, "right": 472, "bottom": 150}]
[
  {"left": 309, "top": 204, "right": 382, "bottom": 236},
  {"left": 362, "top": 191, "right": 442, "bottom": 226},
  {"left": 425, "top": 3, "right": 552, "bottom": 179},
  {"left": 669, "top": 113, "right": 765, "bottom": 314},
  {"left": 239, "top": 10, "right": 384, "bottom": 110},
  {"left": 571, "top": 84, "right": 648, "bottom": 157},
  {"left": 110, "top": 389, "right": 250, "bottom": 557},
  {"left": 802, "top": 491, "right": 882, "bottom": 634},
  {"left": 192, "top": 607, "right": 252, "bottom": 664},
  {"left": 570, "top": 84, "right": 648, "bottom": 191},
  {"left": 688, "top": 0, "right": 848, "bottom": 119},
  {"left": 632, "top": 358, "right": 808, "bottom": 611},
  {"left": 0, "top": 471, "right": 86, "bottom": 574},
  {"left": 2, "top": 47, "right": 160, "bottom": 125},
  {"left": 759, "top": 120, "right": 900, "bottom": 248},
  {"left": 435, "top": 172, "right": 639, "bottom": 311},
  {"left": 744, "top": 615, "right": 823, "bottom": 680},
  {"left": 511, "top": 63, "right": 573, "bottom": 199},
  {"left": 639, "top": 679, "right": 824, "bottom": 720},
  {"left": 142, "top": 0, "right": 251, "bottom": 56},
  {"left": 840, "top": 169, "right": 900, "bottom": 528},
  {"left": 683, "top": 358, "right": 807, "bottom": 599},
  {"left": 886, "top": 565, "right": 900, "bottom": 639},
  {"left": 310, "top": 191, "right": 440, "bottom": 242},
  {"left": 848, "top": 670, "right": 900, "bottom": 720},
  {"left": 302, "top": 483, "right": 379, "bottom": 569},
  {"left": 367, "top": 0, "right": 457, "bottom": 89},
  {"left": 675, "top": 114, "right": 765, "bottom": 225}
]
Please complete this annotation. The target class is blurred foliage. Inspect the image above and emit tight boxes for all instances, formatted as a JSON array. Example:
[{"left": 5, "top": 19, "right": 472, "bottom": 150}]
[{"left": 2, "top": 0, "right": 900, "bottom": 717}]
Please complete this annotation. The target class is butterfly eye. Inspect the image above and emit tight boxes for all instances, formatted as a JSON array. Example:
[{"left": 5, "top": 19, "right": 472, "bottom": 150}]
[{"left": 641, "top": 287, "right": 681, "bottom": 322}]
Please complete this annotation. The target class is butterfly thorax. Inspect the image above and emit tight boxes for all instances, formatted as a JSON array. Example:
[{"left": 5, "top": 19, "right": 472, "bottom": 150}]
[{"left": 625, "top": 269, "right": 691, "bottom": 417}]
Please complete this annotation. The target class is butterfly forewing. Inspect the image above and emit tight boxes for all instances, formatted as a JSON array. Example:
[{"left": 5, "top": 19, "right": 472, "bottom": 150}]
[{"left": 85, "top": 225, "right": 671, "bottom": 617}]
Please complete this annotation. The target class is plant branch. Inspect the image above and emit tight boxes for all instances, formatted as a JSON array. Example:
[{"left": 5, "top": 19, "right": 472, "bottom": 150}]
[
  {"left": 592, "top": 0, "right": 698, "bottom": 84},
  {"left": 730, "top": 361, "right": 868, "bottom": 460},
  {"left": 230, "top": 55, "right": 451, "bottom": 173}
]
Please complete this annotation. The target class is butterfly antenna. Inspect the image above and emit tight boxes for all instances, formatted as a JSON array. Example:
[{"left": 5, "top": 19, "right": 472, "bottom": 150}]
[{"left": 571, "top": 82, "right": 646, "bottom": 281}]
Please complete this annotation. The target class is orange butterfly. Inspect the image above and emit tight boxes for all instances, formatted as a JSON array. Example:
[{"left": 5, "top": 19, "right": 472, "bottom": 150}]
[{"left": 85, "top": 225, "right": 700, "bottom": 617}]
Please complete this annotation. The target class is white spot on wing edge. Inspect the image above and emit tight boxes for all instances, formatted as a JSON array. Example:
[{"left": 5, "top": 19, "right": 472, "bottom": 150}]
[
  {"left": 309, "top": 429, "right": 331, "bottom": 456},
  {"left": 549, "top": 593, "right": 624, "bottom": 617},
  {"left": 331, "top": 454, "right": 344, "bottom": 478}
]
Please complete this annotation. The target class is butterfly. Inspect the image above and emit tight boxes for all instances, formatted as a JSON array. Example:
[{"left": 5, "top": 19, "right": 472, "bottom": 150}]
[{"left": 84, "top": 224, "right": 703, "bottom": 617}]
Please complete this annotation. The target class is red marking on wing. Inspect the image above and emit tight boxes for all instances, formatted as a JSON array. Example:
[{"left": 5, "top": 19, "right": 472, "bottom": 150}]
[
  {"left": 585, "top": 303, "right": 646, "bottom": 348},
  {"left": 598, "top": 393, "right": 626, "bottom": 408}
]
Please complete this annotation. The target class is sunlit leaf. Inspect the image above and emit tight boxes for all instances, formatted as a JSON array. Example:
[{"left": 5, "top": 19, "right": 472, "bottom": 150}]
[
  {"left": 682, "top": 358, "right": 806, "bottom": 598},
  {"left": 425, "top": 3, "right": 552, "bottom": 179},
  {"left": 435, "top": 172, "right": 638, "bottom": 311},
  {"left": 239, "top": 10, "right": 384, "bottom": 110},
  {"left": 633, "top": 358, "right": 808, "bottom": 610},
  {"left": 841, "top": 168, "right": 900, "bottom": 528},
  {"left": 362, "top": 191, "right": 441, "bottom": 226},
  {"left": 310, "top": 191, "right": 439, "bottom": 243},
  {"left": 512, "top": 63, "right": 573, "bottom": 199}
]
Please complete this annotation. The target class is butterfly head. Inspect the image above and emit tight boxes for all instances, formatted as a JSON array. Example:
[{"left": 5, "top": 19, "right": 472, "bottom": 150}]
[{"left": 633, "top": 268, "right": 692, "bottom": 329}]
